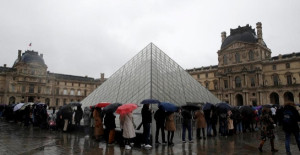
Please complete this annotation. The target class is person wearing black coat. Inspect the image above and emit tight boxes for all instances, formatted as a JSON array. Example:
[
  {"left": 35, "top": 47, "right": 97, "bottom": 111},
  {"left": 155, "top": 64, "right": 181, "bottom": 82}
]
[
  {"left": 181, "top": 109, "right": 193, "bottom": 143},
  {"left": 74, "top": 106, "right": 83, "bottom": 127},
  {"left": 154, "top": 108, "right": 167, "bottom": 144},
  {"left": 282, "top": 102, "right": 300, "bottom": 154},
  {"left": 104, "top": 112, "right": 116, "bottom": 145},
  {"left": 141, "top": 104, "right": 153, "bottom": 148}
]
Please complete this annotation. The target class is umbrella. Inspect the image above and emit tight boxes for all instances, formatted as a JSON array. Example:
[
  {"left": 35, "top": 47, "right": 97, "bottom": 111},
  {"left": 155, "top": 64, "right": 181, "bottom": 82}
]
[
  {"left": 203, "top": 103, "right": 214, "bottom": 111},
  {"left": 103, "top": 103, "right": 122, "bottom": 113},
  {"left": 95, "top": 102, "right": 111, "bottom": 108},
  {"left": 116, "top": 103, "right": 138, "bottom": 115},
  {"left": 262, "top": 104, "right": 273, "bottom": 108},
  {"left": 13, "top": 103, "right": 24, "bottom": 111},
  {"left": 20, "top": 102, "right": 34, "bottom": 110},
  {"left": 240, "top": 106, "right": 253, "bottom": 115},
  {"left": 69, "top": 102, "right": 81, "bottom": 107},
  {"left": 181, "top": 104, "right": 200, "bottom": 111},
  {"left": 216, "top": 102, "right": 232, "bottom": 113},
  {"left": 141, "top": 99, "right": 160, "bottom": 104},
  {"left": 158, "top": 102, "right": 179, "bottom": 112}
]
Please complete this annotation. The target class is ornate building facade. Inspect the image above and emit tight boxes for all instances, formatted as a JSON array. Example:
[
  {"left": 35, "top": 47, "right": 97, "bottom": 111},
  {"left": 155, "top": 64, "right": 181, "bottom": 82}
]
[
  {"left": 188, "top": 22, "right": 300, "bottom": 106},
  {"left": 0, "top": 50, "right": 105, "bottom": 108}
]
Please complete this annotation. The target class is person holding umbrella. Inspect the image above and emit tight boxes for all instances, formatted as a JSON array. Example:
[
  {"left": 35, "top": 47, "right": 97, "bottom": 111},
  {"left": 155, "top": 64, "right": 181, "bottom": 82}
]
[
  {"left": 258, "top": 107, "right": 278, "bottom": 152},
  {"left": 165, "top": 111, "right": 176, "bottom": 146},
  {"left": 74, "top": 105, "right": 83, "bottom": 128},
  {"left": 194, "top": 109, "right": 207, "bottom": 139},
  {"left": 141, "top": 104, "right": 153, "bottom": 149},
  {"left": 154, "top": 108, "right": 167, "bottom": 145},
  {"left": 93, "top": 107, "right": 104, "bottom": 141},
  {"left": 104, "top": 112, "right": 116, "bottom": 145},
  {"left": 181, "top": 109, "right": 193, "bottom": 143},
  {"left": 120, "top": 111, "right": 136, "bottom": 150}
]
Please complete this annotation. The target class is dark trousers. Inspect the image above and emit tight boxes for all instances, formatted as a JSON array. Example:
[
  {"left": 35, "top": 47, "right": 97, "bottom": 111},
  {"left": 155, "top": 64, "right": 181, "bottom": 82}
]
[
  {"left": 143, "top": 123, "right": 151, "bottom": 145},
  {"left": 167, "top": 131, "right": 174, "bottom": 143},
  {"left": 285, "top": 131, "right": 300, "bottom": 153},
  {"left": 197, "top": 128, "right": 205, "bottom": 138},
  {"left": 212, "top": 123, "right": 217, "bottom": 136},
  {"left": 155, "top": 123, "right": 165, "bottom": 142},
  {"left": 182, "top": 123, "right": 192, "bottom": 141}
]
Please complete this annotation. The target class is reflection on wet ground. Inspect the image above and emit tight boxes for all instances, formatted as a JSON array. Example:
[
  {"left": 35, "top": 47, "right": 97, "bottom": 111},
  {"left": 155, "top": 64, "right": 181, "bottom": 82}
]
[{"left": 0, "top": 120, "right": 299, "bottom": 155}]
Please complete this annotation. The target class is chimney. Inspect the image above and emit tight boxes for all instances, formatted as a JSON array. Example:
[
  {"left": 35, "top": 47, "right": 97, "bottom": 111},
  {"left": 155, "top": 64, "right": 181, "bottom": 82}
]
[
  {"left": 256, "top": 22, "right": 263, "bottom": 43},
  {"left": 40, "top": 53, "right": 43, "bottom": 58},
  {"left": 18, "top": 50, "right": 22, "bottom": 60},
  {"left": 100, "top": 73, "right": 104, "bottom": 81},
  {"left": 4, "top": 64, "right": 6, "bottom": 68},
  {"left": 221, "top": 31, "right": 226, "bottom": 43}
]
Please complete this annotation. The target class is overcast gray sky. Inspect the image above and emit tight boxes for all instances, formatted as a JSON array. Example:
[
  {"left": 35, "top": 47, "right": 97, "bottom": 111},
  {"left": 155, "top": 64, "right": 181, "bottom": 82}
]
[{"left": 1, "top": 0, "right": 299, "bottom": 79}]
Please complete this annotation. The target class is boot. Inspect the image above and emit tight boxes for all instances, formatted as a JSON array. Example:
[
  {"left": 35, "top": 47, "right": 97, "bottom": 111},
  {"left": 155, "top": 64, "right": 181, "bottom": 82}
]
[
  {"left": 258, "top": 140, "right": 265, "bottom": 152},
  {"left": 270, "top": 139, "right": 278, "bottom": 152}
]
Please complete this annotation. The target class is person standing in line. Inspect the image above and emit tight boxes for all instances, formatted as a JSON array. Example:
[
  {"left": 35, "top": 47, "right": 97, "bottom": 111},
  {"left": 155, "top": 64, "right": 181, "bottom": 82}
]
[
  {"left": 121, "top": 112, "right": 136, "bottom": 150},
  {"left": 194, "top": 109, "right": 207, "bottom": 139},
  {"left": 282, "top": 101, "right": 300, "bottom": 154},
  {"left": 74, "top": 106, "right": 83, "bottom": 128},
  {"left": 258, "top": 107, "right": 278, "bottom": 153},
  {"left": 227, "top": 110, "right": 234, "bottom": 136},
  {"left": 211, "top": 107, "right": 218, "bottom": 137},
  {"left": 93, "top": 107, "right": 104, "bottom": 141},
  {"left": 83, "top": 107, "right": 91, "bottom": 138},
  {"left": 141, "top": 104, "right": 153, "bottom": 149},
  {"left": 154, "top": 108, "right": 167, "bottom": 145},
  {"left": 165, "top": 112, "right": 176, "bottom": 146},
  {"left": 181, "top": 109, "right": 193, "bottom": 143},
  {"left": 104, "top": 112, "right": 116, "bottom": 145}
]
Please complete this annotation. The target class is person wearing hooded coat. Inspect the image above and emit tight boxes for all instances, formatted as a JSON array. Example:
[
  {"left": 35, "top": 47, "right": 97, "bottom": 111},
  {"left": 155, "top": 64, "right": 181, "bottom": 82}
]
[
  {"left": 93, "top": 107, "right": 104, "bottom": 141},
  {"left": 282, "top": 101, "right": 300, "bottom": 154},
  {"left": 165, "top": 112, "right": 176, "bottom": 146},
  {"left": 120, "top": 112, "right": 136, "bottom": 150},
  {"left": 258, "top": 107, "right": 278, "bottom": 153},
  {"left": 194, "top": 109, "right": 207, "bottom": 139}
]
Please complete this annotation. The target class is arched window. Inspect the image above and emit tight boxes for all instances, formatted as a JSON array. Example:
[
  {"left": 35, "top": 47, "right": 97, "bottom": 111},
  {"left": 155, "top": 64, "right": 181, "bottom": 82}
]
[
  {"left": 223, "top": 55, "right": 227, "bottom": 65},
  {"left": 77, "top": 90, "right": 81, "bottom": 96},
  {"left": 235, "top": 53, "right": 240, "bottom": 63},
  {"left": 249, "top": 50, "right": 254, "bottom": 61},
  {"left": 235, "top": 76, "right": 241, "bottom": 88}
]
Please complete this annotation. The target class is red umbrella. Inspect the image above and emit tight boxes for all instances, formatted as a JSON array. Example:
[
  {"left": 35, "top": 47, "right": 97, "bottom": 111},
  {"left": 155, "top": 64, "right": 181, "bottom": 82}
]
[
  {"left": 95, "top": 102, "right": 111, "bottom": 108},
  {"left": 116, "top": 103, "right": 138, "bottom": 115}
]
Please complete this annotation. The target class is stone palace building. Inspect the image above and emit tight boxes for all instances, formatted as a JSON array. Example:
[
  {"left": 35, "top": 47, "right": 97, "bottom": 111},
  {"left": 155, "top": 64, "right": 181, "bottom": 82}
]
[
  {"left": 187, "top": 22, "right": 300, "bottom": 106},
  {"left": 0, "top": 50, "right": 105, "bottom": 108}
]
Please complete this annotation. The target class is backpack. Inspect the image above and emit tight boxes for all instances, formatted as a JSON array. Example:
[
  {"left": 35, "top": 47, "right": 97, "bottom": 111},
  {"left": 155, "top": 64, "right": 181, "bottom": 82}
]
[{"left": 283, "top": 109, "right": 294, "bottom": 125}]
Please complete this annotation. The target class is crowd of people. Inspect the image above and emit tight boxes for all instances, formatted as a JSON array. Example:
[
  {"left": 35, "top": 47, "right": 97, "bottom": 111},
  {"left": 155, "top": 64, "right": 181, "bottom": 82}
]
[{"left": 1, "top": 101, "right": 300, "bottom": 154}]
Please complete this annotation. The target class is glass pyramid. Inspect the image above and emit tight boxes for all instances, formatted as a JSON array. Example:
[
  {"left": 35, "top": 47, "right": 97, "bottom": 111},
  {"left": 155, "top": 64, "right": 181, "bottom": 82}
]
[{"left": 81, "top": 43, "right": 220, "bottom": 108}]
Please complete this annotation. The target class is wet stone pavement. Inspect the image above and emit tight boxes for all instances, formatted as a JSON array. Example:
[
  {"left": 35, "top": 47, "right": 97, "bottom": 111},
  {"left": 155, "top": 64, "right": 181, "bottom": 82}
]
[{"left": 0, "top": 120, "right": 299, "bottom": 155}]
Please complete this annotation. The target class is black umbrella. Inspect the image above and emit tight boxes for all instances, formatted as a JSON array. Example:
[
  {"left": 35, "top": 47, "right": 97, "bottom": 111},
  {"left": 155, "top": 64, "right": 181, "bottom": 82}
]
[
  {"left": 216, "top": 102, "right": 232, "bottom": 113},
  {"left": 103, "top": 103, "right": 122, "bottom": 114},
  {"left": 203, "top": 103, "right": 214, "bottom": 111},
  {"left": 181, "top": 104, "right": 200, "bottom": 111},
  {"left": 240, "top": 106, "right": 253, "bottom": 115},
  {"left": 141, "top": 99, "right": 161, "bottom": 104},
  {"left": 69, "top": 102, "right": 81, "bottom": 107},
  {"left": 59, "top": 105, "right": 73, "bottom": 118}
]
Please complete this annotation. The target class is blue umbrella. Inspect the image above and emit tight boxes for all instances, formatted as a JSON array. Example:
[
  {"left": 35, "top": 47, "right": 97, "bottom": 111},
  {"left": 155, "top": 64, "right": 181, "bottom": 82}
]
[
  {"left": 203, "top": 103, "right": 214, "bottom": 111},
  {"left": 158, "top": 102, "right": 179, "bottom": 112},
  {"left": 141, "top": 99, "right": 161, "bottom": 104}
]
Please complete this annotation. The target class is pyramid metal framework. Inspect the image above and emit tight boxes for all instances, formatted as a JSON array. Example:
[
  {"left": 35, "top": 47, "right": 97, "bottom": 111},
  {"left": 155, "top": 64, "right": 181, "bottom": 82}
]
[{"left": 81, "top": 43, "right": 220, "bottom": 108}]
